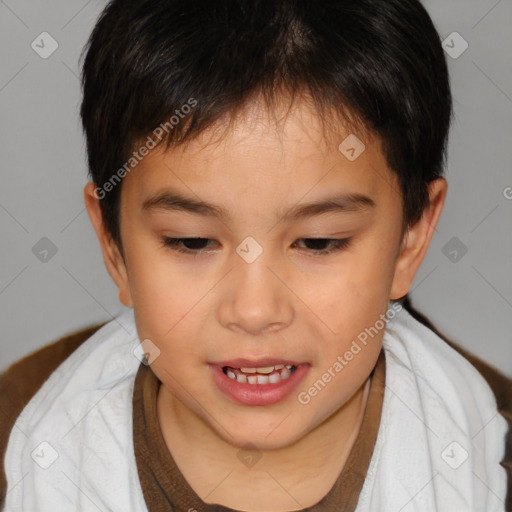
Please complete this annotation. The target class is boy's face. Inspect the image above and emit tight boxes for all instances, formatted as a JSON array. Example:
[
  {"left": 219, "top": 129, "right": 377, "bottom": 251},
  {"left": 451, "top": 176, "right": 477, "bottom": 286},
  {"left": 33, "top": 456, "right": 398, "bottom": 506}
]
[{"left": 86, "top": 98, "right": 444, "bottom": 449}]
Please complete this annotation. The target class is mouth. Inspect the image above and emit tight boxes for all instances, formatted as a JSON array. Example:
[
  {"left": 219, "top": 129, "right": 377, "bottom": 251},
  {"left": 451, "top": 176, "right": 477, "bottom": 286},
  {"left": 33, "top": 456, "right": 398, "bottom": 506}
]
[{"left": 209, "top": 359, "right": 309, "bottom": 406}]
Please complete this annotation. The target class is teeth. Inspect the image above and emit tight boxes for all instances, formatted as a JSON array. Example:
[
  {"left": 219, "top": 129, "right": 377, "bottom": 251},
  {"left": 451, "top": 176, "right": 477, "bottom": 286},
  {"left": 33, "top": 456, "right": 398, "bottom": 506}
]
[
  {"left": 280, "top": 367, "right": 291, "bottom": 379},
  {"left": 269, "top": 373, "right": 280, "bottom": 384},
  {"left": 224, "top": 365, "right": 297, "bottom": 385},
  {"left": 239, "top": 365, "right": 289, "bottom": 374},
  {"left": 256, "top": 366, "right": 274, "bottom": 374},
  {"left": 257, "top": 375, "right": 269, "bottom": 384}
]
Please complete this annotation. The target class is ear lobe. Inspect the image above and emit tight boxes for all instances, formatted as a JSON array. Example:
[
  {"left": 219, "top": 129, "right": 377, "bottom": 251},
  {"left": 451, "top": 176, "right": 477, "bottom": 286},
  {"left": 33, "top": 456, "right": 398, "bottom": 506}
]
[
  {"left": 83, "top": 182, "right": 133, "bottom": 308},
  {"left": 390, "top": 178, "right": 447, "bottom": 300}
]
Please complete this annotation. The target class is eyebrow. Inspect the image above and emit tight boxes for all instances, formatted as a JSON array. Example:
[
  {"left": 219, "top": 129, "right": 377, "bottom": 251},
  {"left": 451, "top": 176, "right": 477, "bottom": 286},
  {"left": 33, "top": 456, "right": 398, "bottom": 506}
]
[{"left": 142, "top": 189, "right": 375, "bottom": 221}]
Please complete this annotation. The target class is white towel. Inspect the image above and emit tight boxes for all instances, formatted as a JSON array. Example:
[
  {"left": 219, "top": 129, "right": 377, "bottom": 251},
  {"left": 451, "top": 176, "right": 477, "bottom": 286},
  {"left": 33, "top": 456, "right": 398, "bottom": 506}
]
[
  {"left": 3, "top": 304, "right": 508, "bottom": 511},
  {"left": 356, "top": 304, "right": 508, "bottom": 512}
]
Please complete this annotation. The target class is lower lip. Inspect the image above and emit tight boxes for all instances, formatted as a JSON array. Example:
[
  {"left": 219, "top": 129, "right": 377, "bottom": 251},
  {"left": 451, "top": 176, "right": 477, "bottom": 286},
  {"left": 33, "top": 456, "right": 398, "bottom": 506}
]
[{"left": 209, "top": 364, "right": 310, "bottom": 406}]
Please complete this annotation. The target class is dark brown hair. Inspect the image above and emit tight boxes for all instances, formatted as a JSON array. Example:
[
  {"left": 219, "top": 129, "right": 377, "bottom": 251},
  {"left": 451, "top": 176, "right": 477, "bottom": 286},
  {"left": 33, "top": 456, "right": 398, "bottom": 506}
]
[{"left": 80, "top": 0, "right": 452, "bottom": 245}]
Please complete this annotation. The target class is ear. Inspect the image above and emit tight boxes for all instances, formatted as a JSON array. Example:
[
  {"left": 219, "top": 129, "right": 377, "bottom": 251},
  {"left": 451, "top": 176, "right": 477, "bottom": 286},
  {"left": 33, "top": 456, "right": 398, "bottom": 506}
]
[
  {"left": 390, "top": 178, "right": 447, "bottom": 300},
  {"left": 83, "top": 183, "right": 133, "bottom": 307}
]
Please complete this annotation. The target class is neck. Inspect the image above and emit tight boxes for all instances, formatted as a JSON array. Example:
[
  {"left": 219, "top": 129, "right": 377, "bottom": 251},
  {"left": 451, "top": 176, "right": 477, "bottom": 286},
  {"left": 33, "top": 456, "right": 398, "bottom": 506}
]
[{"left": 156, "top": 376, "right": 371, "bottom": 511}]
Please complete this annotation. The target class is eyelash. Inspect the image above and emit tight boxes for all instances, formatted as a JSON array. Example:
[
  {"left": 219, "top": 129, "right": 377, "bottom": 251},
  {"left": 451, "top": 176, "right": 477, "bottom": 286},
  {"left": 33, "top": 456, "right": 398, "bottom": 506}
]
[{"left": 161, "top": 237, "right": 351, "bottom": 257}]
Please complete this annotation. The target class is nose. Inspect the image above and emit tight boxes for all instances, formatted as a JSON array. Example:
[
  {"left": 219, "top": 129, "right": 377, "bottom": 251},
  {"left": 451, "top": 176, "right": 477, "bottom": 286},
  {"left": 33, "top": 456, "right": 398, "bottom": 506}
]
[{"left": 217, "top": 246, "right": 294, "bottom": 336}]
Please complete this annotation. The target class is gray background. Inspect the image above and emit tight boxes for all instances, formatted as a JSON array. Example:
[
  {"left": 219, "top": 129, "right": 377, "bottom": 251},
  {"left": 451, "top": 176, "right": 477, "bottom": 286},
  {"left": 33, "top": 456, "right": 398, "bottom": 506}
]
[{"left": 1, "top": 0, "right": 511, "bottom": 376}]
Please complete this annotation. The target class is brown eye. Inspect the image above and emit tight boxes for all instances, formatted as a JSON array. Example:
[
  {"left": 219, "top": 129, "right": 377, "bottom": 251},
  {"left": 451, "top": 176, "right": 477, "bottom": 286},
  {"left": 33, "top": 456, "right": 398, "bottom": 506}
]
[
  {"left": 161, "top": 237, "right": 351, "bottom": 257},
  {"left": 294, "top": 238, "right": 351, "bottom": 256},
  {"left": 162, "top": 237, "right": 215, "bottom": 255}
]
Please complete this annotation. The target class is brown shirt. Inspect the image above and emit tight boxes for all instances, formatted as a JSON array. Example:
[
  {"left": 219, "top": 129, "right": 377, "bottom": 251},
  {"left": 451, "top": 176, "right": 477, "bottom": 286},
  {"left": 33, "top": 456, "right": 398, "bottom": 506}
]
[{"left": 1, "top": 308, "right": 511, "bottom": 511}]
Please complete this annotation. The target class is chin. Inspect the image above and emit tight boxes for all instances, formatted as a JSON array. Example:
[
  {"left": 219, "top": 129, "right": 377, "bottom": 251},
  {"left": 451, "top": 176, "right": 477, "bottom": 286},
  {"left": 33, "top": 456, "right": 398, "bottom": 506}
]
[{"left": 213, "top": 421, "right": 306, "bottom": 452}]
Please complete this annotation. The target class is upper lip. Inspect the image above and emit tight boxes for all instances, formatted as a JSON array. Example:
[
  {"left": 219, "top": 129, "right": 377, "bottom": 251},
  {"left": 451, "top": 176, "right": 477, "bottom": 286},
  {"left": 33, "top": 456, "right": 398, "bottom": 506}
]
[{"left": 210, "top": 358, "right": 304, "bottom": 368}]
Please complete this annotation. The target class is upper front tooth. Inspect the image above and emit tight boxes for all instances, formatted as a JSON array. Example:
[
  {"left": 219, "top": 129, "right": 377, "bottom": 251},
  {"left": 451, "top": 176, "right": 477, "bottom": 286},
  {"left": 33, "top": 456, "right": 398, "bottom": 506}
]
[
  {"left": 240, "top": 366, "right": 276, "bottom": 374},
  {"left": 255, "top": 366, "right": 275, "bottom": 374}
]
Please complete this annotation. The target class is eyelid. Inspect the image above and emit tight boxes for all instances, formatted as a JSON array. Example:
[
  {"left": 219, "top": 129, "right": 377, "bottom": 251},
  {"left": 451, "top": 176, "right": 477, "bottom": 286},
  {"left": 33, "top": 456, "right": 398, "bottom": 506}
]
[{"left": 160, "top": 236, "right": 352, "bottom": 257}]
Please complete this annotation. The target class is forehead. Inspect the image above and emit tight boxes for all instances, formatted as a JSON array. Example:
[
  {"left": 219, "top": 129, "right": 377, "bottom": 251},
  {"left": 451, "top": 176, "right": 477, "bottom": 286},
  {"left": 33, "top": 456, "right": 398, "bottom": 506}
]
[{"left": 121, "top": 97, "right": 399, "bottom": 217}]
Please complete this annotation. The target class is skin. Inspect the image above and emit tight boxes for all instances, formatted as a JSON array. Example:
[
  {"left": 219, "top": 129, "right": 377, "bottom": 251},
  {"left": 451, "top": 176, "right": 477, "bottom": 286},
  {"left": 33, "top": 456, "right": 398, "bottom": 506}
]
[{"left": 84, "top": 96, "right": 446, "bottom": 511}]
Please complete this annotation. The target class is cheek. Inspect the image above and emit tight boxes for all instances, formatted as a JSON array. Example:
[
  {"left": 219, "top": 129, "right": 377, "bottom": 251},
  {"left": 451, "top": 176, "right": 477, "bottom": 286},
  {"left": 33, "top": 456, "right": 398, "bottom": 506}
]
[
  {"left": 309, "top": 239, "right": 397, "bottom": 376},
  {"left": 353, "top": 225, "right": 400, "bottom": 295},
  {"left": 324, "top": 243, "right": 396, "bottom": 323},
  {"left": 124, "top": 241, "right": 197, "bottom": 341}
]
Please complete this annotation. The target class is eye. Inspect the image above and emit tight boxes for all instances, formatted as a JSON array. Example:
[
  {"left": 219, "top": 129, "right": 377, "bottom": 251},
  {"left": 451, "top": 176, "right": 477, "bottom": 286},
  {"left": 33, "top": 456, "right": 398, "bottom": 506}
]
[
  {"left": 161, "top": 237, "right": 351, "bottom": 257},
  {"left": 293, "top": 238, "right": 351, "bottom": 256},
  {"left": 161, "top": 237, "right": 215, "bottom": 256}
]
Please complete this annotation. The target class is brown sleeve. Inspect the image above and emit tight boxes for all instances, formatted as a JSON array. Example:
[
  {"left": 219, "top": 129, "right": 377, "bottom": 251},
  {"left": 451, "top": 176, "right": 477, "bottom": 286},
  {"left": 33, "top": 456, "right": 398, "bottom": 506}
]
[
  {"left": 0, "top": 323, "right": 105, "bottom": 509},
  {"left": 403, "top": 297, "right": 512, "bottom": 512}
]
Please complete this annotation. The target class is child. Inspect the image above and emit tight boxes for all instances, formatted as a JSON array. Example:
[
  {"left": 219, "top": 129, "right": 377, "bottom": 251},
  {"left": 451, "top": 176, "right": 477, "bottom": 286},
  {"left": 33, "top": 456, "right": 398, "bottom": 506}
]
[{"left": 1, "top": 0, "right": 510, "bottom": 510}]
